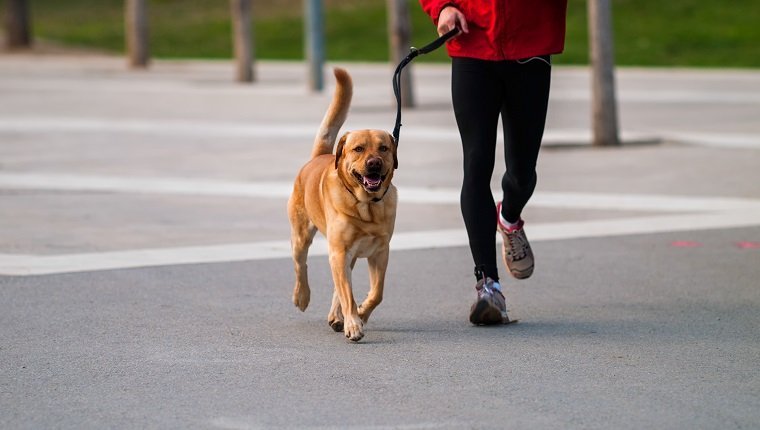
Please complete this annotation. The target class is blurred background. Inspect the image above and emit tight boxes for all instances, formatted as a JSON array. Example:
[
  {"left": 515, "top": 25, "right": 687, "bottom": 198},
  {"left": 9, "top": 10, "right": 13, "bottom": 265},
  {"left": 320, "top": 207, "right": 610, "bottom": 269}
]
[{"left": 4, "top": 0, "right": 760, "bottom": 67}]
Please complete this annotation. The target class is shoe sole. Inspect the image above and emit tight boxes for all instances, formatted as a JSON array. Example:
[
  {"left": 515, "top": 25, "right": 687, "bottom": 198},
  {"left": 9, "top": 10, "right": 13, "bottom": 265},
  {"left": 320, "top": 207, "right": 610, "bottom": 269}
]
[
  {"left": 469, "top": 299, "right": 506, "bottom": 325},
  {"left": 501, "top": 242, "right": 534, "bottom": 279},
  {"left": 509, "top": 265, "right": 534, "bottom": 280}
]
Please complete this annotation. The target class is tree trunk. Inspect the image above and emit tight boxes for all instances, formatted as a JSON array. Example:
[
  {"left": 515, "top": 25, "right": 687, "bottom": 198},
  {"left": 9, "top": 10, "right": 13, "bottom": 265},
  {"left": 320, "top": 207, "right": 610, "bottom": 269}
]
[
  {"left": 304, "top": 0, "right": 324, "bottom": 91},
  {"left": 388, "top": 0, "right": 414, "bottom": 107},
  {"left": 125, "top": 0, "right": 149, "bottom": 68},
  {"left": 5, "top": 0, "right": 32, "bottom": 49},
  {"left": 588, "top": 0, "right": 620, "bottom": 146},
  {"left": 231, "top": 0, "right": 255, "bottom": 82}
]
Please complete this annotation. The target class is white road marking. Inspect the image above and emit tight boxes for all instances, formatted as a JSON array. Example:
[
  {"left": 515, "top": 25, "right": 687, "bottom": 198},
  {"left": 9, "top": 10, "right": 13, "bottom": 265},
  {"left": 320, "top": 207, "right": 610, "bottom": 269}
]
[
  {"left": 5, "top": 75, "right": 760, "bottom": 103},
  {"left": 0, "top": 172, "right": 296, "bottom": 199},
  {"left": 2, "top": 173, "right": 760, "bottom": 276},
  {"left": 549, "top": 88, "right": 760, "bottom": 104},
  {"left": 1, "top": 116, "right": 759, "bottom": 148},
  {"left": 1, "top": 211, "right": 759, "bottom": 276},
  {"left": 0, "top": 117, "right": 319, "bottom": 139},
  {"left": 3, "top": 172, "right": 760, "bottom": 211},
  {"left": 664, "top": 131, "right": 760, "bottom": 149}
]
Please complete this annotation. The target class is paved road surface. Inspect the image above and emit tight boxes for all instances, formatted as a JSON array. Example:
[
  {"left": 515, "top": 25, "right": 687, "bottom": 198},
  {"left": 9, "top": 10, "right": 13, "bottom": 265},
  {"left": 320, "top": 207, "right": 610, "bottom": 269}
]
[{"left": 1, "top": 54, "right": 759, "bottom": 429}]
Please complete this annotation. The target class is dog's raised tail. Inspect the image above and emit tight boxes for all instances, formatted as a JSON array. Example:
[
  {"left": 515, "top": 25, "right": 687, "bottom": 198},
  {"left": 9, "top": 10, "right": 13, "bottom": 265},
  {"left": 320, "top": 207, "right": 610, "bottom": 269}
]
[{"left": 311, "top": 68, "right": 353, "bottom": 159}]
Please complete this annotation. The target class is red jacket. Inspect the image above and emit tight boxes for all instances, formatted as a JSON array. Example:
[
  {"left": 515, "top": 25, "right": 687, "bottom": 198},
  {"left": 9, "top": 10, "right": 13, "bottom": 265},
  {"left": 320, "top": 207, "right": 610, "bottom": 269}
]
[{"left": 419, "top": 0, "right": 568, "bottom": 61}]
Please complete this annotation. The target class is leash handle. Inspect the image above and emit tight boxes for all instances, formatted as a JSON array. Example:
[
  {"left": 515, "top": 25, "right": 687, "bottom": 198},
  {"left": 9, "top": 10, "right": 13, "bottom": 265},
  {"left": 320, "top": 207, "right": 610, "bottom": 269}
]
[
  {"left": 415, "top": 27, "right": 460, "bottom": 55},
  {"left": 392, "top": 27, "right": 459, "bottom": 145}
]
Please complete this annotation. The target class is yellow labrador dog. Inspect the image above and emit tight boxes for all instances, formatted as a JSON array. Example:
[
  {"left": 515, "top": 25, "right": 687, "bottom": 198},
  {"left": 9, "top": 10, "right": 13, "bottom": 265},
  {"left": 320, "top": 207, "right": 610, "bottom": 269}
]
[{"left": 288, "top": 68, "right": 398, "bottom": 342}]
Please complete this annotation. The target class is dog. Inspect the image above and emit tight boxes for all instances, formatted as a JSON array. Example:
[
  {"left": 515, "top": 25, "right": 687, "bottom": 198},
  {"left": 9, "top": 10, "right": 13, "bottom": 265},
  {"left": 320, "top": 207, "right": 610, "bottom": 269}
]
[{"left": 287, "top": 68, "right": 398, "bottom": 342}]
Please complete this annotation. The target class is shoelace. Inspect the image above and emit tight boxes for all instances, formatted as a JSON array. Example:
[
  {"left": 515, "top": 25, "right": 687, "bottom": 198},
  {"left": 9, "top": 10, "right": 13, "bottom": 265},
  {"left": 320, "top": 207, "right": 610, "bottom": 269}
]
[
  {"left": 478, "top": 278, "right": 504, "bottom": 299},
  {"left": 507, "top": 230, "right": 529, "bottom": 260},
  {"left": 477, "top": 279, "right": 493, "bottom": 297}
]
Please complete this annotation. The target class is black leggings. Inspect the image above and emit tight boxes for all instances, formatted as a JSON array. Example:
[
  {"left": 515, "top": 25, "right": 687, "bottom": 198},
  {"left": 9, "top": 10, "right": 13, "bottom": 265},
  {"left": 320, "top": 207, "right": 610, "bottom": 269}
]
[{"left": 451, "top": 56, "right": 551, "bottom": 281}]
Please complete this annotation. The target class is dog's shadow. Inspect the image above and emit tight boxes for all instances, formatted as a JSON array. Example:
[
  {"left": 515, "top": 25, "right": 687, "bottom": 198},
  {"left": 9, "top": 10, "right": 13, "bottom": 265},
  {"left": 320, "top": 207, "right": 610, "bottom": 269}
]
[{"left": 303, "top": 316, "right": 670, "bottom": 345}]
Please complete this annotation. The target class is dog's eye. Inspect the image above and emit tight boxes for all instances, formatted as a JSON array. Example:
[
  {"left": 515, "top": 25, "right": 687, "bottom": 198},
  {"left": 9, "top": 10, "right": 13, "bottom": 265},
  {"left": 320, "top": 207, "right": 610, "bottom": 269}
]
[
  {"left": 353, "top": 146, "right": 365, "bottom": 153},
  {"left": 379, "top": 145, "right": 389, "bottom": 152}
]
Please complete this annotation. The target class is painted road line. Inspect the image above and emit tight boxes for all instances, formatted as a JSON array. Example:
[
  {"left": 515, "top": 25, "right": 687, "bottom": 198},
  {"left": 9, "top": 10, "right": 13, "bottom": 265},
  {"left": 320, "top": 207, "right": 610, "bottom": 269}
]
[
  {"left": 3, "top": 172, "right": 760, "bottom": 211},
  {"left": 664, "top": 131, "right": 760, "bottom": 149},
  {"left": 5, "top": 75, "right": 760, "bottom": 104},
  {"left": 0, "top": 116, "right": 461, "bottom": 141},
  {"left": 0, "top": 173, "right": 295, "bottom": 199},
  {"left": 549, "top": 88, "right": 760, "bottom": 104},
  {"left": 2, "top": 210, "right": 759, "bottom": 276},
  {"left": 0, "top": 117, "right": 319, "bottom": 139},
  {"left": 2, "top": 117, "right": 759, "bottom": 148}
]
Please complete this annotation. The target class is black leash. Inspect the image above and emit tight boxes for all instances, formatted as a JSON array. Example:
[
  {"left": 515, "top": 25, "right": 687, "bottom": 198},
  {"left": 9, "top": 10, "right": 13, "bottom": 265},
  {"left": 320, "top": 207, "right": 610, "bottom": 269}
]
[{"left": 392, "top": 28, "right": 459, "bottom": 145}]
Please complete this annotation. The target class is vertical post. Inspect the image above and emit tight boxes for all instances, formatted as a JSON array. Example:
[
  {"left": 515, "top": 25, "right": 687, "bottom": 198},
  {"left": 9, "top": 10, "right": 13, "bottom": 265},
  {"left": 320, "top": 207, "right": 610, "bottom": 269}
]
[
  {"left": 304, "top": 0, "right": 324, "bottom": 91},
  {"left": 387, "top": 0, "right": 415, "bottom": 107},
  {"left": 125, "top": 0, "right": 149, "bottom": 68},
  {"left": 5, "top": 0, "right": 32, "bottom": 50},
  {"left": 231, "top": 0, "right": 255, "bottom": 82},
  {"left": 588, "top": 0, "right": 620, "bottom": 146}
]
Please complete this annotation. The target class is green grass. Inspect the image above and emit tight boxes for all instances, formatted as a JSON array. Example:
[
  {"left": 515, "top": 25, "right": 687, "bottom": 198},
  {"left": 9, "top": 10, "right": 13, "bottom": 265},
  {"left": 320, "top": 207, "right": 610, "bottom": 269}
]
[{"left": 22, "top": 0, "right": 760, "bottom": 67}]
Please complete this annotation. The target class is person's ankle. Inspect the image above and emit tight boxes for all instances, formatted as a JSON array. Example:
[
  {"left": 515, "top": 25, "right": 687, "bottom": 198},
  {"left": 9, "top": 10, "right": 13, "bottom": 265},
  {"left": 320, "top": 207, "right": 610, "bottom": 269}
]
[
  {"left": 487, "top": 279, "right": 502, "bottom": 291},
  {"left": 500, "top": 215, "right": 523, "bottom": 232}
]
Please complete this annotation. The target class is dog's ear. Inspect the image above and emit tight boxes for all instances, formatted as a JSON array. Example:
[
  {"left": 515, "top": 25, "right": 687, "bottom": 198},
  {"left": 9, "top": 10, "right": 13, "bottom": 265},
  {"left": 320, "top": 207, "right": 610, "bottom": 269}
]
[
  {"left": 335, "top": 132, "right": 349, "bottom": 170},
  {"left": 388, "top": 133, "right": 398, "bottom": 170}
]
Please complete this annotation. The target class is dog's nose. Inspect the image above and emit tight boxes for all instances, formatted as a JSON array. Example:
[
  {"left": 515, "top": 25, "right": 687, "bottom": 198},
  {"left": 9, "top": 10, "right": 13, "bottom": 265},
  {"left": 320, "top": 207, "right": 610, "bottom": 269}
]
[{"left": 366, "top": 157, "right": 383, "bottom": 171}]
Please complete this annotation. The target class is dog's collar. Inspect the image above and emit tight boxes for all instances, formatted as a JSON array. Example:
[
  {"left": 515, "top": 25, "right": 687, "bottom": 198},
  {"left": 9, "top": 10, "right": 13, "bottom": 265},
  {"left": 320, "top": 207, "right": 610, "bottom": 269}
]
[
  {"left": 371, "top": 185, "right": 391, "bottom": 203},
  {"left": 342, "top": 180, "right": 390, "bottom": 203}
]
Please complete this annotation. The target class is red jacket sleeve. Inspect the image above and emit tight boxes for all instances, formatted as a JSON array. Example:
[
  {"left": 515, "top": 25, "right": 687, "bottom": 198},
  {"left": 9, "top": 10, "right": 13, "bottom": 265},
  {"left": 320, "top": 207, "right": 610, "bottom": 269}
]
[{"left": 419, "top": 0, "right": 458, "bottom": 23}]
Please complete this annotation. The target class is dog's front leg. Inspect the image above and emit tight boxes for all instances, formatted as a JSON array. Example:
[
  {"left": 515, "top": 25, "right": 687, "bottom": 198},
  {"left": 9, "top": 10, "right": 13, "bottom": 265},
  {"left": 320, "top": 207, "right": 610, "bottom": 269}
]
[
  {"left": 328, "top": 246, "right": 363, "bottom": 342},
  {"left": 359, "top": 245, "right": 389, "bottom": 324},
  {"left": 327, "top": 257, "right": 356, "bottom": 332}
]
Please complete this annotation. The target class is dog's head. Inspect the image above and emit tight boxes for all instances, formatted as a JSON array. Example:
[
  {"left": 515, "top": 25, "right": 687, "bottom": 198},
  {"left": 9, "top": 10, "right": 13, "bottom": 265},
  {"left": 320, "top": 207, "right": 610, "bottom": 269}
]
[{"left": 335, "top": 129, "right": 397, "bottom": 198}]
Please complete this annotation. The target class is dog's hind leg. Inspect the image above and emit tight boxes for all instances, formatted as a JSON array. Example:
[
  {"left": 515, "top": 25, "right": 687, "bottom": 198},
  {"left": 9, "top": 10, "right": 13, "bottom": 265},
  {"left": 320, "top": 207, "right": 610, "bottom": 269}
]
[
  {"left": 289, "top": 209, "right": 317, "bottom": 312},
  {"left": 359, "top": 247, "right": 389, "bottom": 323}
]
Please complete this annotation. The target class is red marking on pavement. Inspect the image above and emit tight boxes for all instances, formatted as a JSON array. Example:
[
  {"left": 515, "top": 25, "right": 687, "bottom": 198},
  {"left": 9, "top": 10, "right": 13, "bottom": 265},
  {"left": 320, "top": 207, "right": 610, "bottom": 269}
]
[
  {"left": 736, "top": 241, "right": 760, "bottom": 249},
  {"left": 670, "top": 241, "right": 703, "bottom": 248}
]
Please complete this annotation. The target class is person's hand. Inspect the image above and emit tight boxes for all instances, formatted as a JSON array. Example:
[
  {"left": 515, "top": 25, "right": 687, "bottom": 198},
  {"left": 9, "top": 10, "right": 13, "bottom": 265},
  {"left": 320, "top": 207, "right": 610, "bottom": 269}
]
[{"left": 437, "top": 5, "right": 468, "bottom": 37}]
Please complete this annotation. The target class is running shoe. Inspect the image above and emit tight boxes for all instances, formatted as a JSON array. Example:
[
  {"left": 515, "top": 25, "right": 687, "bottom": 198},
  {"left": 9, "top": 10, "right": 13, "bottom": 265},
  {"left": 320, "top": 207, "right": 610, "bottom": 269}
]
[
  {"left": 469, "top": 277, "right": 510, "bottom": 325},
  {"left": 496, "top": 201, "right": 534, "bottom": 279}
]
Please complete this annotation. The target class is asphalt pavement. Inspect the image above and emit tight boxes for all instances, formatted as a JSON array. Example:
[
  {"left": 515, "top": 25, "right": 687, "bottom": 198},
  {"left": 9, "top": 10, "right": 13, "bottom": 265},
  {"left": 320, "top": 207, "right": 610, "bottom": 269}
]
[{"left": 1, "top": 53, "right": 759, "bottom": 429}]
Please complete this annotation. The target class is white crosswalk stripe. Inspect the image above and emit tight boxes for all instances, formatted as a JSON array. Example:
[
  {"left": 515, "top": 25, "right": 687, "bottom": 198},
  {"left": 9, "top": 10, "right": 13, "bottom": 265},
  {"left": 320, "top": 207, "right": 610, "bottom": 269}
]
[{"left": 2, "top": 173, "right": 759, "bottom": 276}]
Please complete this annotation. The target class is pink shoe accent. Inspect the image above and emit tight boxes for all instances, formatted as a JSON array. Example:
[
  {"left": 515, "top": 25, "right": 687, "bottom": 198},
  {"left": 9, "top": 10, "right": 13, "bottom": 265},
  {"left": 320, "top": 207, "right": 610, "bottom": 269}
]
[{"left": 496, "top": 201, "right": 524, "bottom": 232}]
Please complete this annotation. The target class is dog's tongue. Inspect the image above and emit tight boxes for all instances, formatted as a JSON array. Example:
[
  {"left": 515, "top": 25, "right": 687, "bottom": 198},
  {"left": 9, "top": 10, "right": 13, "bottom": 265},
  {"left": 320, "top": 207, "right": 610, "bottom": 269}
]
[{"left": 363, "top": 175, "right": 382, "bottom": 188}]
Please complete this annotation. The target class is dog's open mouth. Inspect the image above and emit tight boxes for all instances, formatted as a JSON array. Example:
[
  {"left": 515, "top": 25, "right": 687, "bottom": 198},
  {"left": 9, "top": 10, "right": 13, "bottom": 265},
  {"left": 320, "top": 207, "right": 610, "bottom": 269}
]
[{"left": 353, "top": 171, "right": 386, "bottom": 193}]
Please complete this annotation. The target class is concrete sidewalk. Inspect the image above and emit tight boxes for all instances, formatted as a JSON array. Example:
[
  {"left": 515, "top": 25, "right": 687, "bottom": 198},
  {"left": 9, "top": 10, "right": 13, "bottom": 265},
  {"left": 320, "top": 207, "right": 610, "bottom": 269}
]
[{"left": 1, "top": 54, "right": 759, "bottom": 429}]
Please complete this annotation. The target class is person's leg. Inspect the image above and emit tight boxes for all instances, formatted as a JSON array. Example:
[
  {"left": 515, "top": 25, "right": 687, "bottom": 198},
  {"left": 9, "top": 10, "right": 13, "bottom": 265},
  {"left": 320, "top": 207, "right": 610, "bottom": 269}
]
[
  {"left": 499, "top": 56, "right": 552, "bottom": 223},
  {"left": 495, "top": 56, "right": 552, "bottom": 280},
  {"left": 451, "top": 57, "right": 503, "bottom": 281}
]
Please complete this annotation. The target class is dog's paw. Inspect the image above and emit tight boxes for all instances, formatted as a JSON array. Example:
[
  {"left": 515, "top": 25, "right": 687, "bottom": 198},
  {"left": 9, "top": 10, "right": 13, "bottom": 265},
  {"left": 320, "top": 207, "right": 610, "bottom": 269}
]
[
  {"left": 292, "top": 285, "right": 310, "bottom": 312},
  {"left": 328, "top": 296, "right": 343, "bottom": 331},
  {"left": 328, "top": 316, "right": 344, "bottom": 332},
  {"left": 344, "top": 317, "right": 364, "bottom": 342}
]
